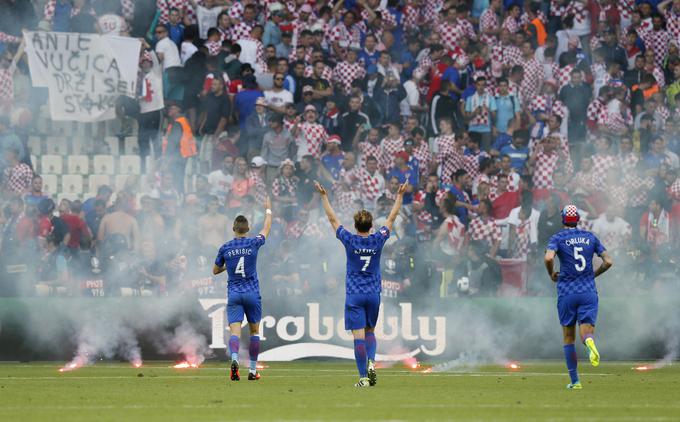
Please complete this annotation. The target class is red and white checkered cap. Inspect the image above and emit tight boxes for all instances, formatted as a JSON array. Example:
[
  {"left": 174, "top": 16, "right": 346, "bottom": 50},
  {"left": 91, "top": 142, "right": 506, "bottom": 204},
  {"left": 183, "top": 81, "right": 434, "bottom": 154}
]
[{"left": 562, "top": 204, "right": 580, "bottom": 225}]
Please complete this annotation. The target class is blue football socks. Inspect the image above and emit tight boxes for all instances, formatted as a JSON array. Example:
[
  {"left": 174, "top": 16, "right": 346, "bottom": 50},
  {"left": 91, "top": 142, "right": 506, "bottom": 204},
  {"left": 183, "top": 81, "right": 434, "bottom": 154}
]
[
  {"left": 249, "top": 336, "right": 260, "bottom": 373},
  {"left": 229, "top": 335, "right": 239, "bottom": 362},
  {"left": 563, "top": 344, "right": 579, "bottom": 384},
  {"left": 365, "top": 332, "right": 377, "bottom": 362},
  {"left": 354, "top": 339, "right": 368, "bottom": 378}
]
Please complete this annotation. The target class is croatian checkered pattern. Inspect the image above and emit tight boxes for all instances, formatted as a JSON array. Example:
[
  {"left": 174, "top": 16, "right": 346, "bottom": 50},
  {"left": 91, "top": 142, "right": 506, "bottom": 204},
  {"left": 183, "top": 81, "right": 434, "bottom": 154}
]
[
  {"left": 624, "top": 174, "right": 654, "bottom": 207},
  {"left": 422, "top": 0, "right": 443, "bottom": 24},
  {"left": 666, "top": 9, "right": 680, "bottom": 40},
  {"left": 304, "top": 64, "right": 333, "bottom": 82},
  {"left": 618, "top": 0, "right": 634, "bottom": 21},
  {"left": 228, "top": 2, "right": 243, "bottom": 20},
  {"left": 463, "top": 152, "right": 488, "bottom": 182},
  {"left": 444, "top": 215, "right": 467, "bottom": 252},
  {"left": 566, "top": 2, "right": 589, "bottom": 28},
  {"left": 436, "top": 22, "right": 465, "bottom": 51},
  {"left": 336, "top": 225, "right": 390, "bottom": 294},
  {"left": 667, "top": 178, "right": 680, "bottom": 201},
  {"left": 414, "top": 54, "right": 435, "bottom": 75},
  {"left": 333, "top": 61, "right": 366, "bottom": 94},
  {"left": 297, "top": 122, "right": 327, "bottom": 160},
  {"left": 491, "top": 44, "right": 522, "bottom": 68},
  {"left": 356, "top": 167, "right": 384, "bottom": 208},
  {"left": 619, "top": 152, "right": 639, "bottom": 173},
  {"left": 529, "top": 95, "right": 567, "bottom": 120},
  {"left": 380, "top": 137, "right": 404, "bottom": 172},
  {"left": 328, "top": 23, "right": 361, "bottom": 49},
  {"left": 155, "top": 0, "right": 189, "bottom": 25},
  {"left": 520, "top": 58, "right": 543, "bottom": 100},
  {"left": 469, "top": 216, "right": 501, "bottom": 245},
  {"left": 655, "top": 105, "right": 670, "bottom": 128},
  {"left": 412, "top": 142, "right": 432, "bottom": 178},
  {"left": 479, "top": 9, "right": 499, "bottom": 46},
  {"left": 232, "top": 21, "right": 254, "bottom": 42},
  {"left": 0, "top": 69, "right": 13, "bottom": 108},
  {"left": 547, "top": 229, "right": 602, "bottom": 297},
  {"left": 609, "top": 185, "right": 629, "bottom": 210},
  {"left": 556, "top": 64, "right": 577, "bottom": 90},
  {"left": 532, "top": 151, "right": 559, "bottom": 189},
  {"left": 288, "top": 45, "right": 313, "bottom": 64},
  {"left": 283, "top": 118, "right": 296, "bottom": 132},
  {"left": 272, "top": 175, "right": 298, "bottom": 204},
  {"left": 286, "top": 221, "right": 324, "bottom": 240},
  {"left": 3, "top": 163, "right": 33, "bottom": 194},
  {"left": 642, "top": 29, "right": 671, "bottom": 68},
  {"left": 573, "top": 169, "right": 596, "bottom": 194},
  {"left": 121, "top": 0, "right": 134, "bottom": 20},
  {"left": 502, "top": 16, "right": 520, "bottom": 34},
  {"left": 436, "top": 134, "right": 464, "bottom": 183},
  {"left": 215, "top": 235, "right": 265, "bottom": 294},
  {"left": 603, "top": 106, "right": 632, "bottom": 134},
  {"left": 333, "top": 186, "right": 360, "bottom": 220},
  {"left": 587, "top": 98, "right": 605, "bottom": 125},
  {"left": 361, "top": 7, "right": 397, "bottom": 28},
  {"left": 205, "top": 40, "right": 221, "bottom": 56},
  {"left": 248, "top": 171, "right": 267, "bottom": 204},
  {"left": 358, "top": 141, "right": 381, "bottom": 167},
  {"left": 218, "top": 27, "right": 231, "bottom": 42}
]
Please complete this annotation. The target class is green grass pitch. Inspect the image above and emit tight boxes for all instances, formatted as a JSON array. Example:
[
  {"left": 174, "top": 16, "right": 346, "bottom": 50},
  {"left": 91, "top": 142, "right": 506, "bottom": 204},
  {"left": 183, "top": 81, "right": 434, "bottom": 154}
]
[{"left": 0, "top": 361, "right": 678, "bottom": 421}]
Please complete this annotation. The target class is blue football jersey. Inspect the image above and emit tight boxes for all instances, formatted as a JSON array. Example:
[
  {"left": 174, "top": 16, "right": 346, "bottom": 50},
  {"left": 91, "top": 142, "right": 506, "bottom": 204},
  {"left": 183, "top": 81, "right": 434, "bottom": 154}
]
[
  {"left": 546, "top": 228, "right": 606, "bottom": 297},
  {"left": 215, "top": 235, "right": 266, "bottom": 294},
  {"left": 336, "top": 225, "right": 390, "bottom": 294}
]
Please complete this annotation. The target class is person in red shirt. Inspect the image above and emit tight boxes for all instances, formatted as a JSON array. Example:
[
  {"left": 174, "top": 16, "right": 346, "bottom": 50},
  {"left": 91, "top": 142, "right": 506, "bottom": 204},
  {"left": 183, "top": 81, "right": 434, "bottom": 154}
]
[
  {"left": 58, "top": 199, "right": 92, "bottom": 255},
  {"left": 492, "top": 177, "right": 520, "bottom": 219}
]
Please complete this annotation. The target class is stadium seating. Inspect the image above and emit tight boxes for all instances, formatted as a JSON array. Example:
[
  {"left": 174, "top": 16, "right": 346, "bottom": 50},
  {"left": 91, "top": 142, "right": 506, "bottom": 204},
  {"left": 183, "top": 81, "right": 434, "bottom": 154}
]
[
  {"left": 124, "top": 137, "right": 140, "bottom": 155},
  {"left": 45, "top": 137, "right": 69, "bottom": 155},
  {"left": 93, "top": 155, "right": 115, "bottom": 175},
  {"left": 119, "top": 155, "right": 141, "bottom": 175},
  {"left": 67, "top": 156, "right": 89, "bottom": 175},
  {"left": 40, "top": 155, "right": 63, "bottom": 174},
  {"left": 27, "top": 136, "right": 42, "bottom": 155},
  {"left": 88, "top": 175, "right": 111, "bottom": 194},
  {"left": 61, "top": 175, "right": 84, "bottom": 195},
  {"left": 103, "top": 136, "right": 120, "bottom": 155},
  {"left": 41, "top": 174, "right": 58, "bottom": 195}
]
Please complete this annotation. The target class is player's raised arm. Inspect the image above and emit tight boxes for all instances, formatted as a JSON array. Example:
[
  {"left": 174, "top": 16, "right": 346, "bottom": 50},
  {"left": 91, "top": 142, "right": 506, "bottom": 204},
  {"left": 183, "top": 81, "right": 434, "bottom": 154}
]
[
  {"left": 544, "top": 249, "right": 558, "bottom": 282},
  {"left": 594, "top": 250, "right": 613, "bottom": 278},
  {"left": 385, "top": 182, "right": 408, "bottom": 231},
  {"left": 259, "top": 196, "right": 273, "bottom": 238},
  {"left": 314, "top": 181, "right": 341, "bottom": 231}
]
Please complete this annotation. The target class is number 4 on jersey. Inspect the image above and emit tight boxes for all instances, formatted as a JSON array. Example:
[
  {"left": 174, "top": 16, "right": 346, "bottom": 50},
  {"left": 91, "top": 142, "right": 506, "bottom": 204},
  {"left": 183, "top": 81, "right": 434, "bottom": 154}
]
[{"left": 235, "top": 256, "right": 246, "bottom": 277}]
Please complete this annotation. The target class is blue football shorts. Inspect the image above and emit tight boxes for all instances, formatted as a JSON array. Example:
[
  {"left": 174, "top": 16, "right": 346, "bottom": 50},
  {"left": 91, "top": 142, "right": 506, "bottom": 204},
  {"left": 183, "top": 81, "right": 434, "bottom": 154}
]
[
  {"left": 557, "top": 292, "right": 599, "bottom": 327},
  {"left": 227, "top": 292, "right": 262, "bottom": 324},
  {"left": 345, "top": 293, "right": 381, "bottom": 331}
]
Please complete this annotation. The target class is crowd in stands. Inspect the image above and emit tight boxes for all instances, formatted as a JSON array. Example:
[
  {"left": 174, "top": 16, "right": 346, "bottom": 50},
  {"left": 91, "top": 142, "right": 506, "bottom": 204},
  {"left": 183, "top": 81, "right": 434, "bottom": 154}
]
[{"left": 1, "top": 0, "right": 680, "bottom": 298}]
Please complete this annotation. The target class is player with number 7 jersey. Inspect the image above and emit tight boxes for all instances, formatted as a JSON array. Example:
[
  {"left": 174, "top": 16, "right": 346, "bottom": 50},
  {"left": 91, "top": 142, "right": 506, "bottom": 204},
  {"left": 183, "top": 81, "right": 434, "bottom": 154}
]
[
  {"left": 544, "top": 205, "right": 613, "bottom": 390},
  {"left": 213, "top": 197, "right": 273, "bottom": 382},
  {"left": 315, "top": 180, "right": 408, "bottom": 388}
]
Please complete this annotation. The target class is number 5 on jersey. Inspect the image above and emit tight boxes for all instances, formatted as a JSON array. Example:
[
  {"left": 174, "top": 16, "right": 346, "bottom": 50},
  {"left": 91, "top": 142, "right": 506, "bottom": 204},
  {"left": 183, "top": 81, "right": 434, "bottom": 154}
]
[
  {"left": 573, "top": 247, "right": 586, "bottom": 272},
  {"left": 360, "top": 256, "right": 371, "bottom": 272},
  {"left": 235, "top": 256, "right": 246, "bottom": 277}
]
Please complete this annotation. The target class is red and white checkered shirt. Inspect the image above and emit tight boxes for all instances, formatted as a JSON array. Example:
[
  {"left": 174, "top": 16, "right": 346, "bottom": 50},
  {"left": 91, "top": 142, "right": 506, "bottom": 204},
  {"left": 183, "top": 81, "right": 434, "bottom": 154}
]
[
  {"left": 232, "top": 21, "right": 255, "bottom": 43},
  {"left": 603, "top": 102, "right": 632, "bottom": 134},
  {"left": 356, "top": 167, "right": 385, "bottom": 209},
  {"left": 463, "top": 152, "right": 489, "bottom": 182},
  {"left": 642, "top": 29, "right": 671, "bottom": 68},
  {"left": 155, "top": 0, "right": 189, "bottom": 25},
  {"left": 288, "top": 45, "right": 313, "bottom": 64},
  {"left": 619, "top": 152, "right": 640, "bottom": 173},
  {"left": 469, "top": 216, "right": 501, "bottom": 245},
  {"left": 412, "top": 141, "right": 432, "bottom": 178},
  {"left": 666, "top": 9, "right": 680, "bottom": 40},
  {"left": 3, "top": 163, "right": 33, "bottom": 194},
  {"left": 624, "top": 173, "right": 654, "bottom": 207},
  {"left": 618, "top": 0, "right": 635, "bottom": 22},
  {"left": 520, "top": 58, "right": 543, "bottom": 100},
  {"left": 556, "top": 64, "right": 578, "bottom": 90},
  {"left": 0, "top": 68, "right": 14, "bottom": 107},
  {"left": 358, "top": 141, "right": 382, "bottom": 166},
  {"left": 655, "top": 105, "right": 670, "bottom": 128},
  {"left": 272, "top": 175, "right": 299, "bottom": 204},
  {"left": 550, "top": 0, "right": 567, "bottom": 17},
  {"left": 667, "top": 178, "right": 680, "bottom": 201},
  {"left": 491, "top": 44, "right": 522, "bottom": 68},
  {"left": 379, "top": 137, "right": 404, "bottom": 172},
  {"left": 532, "top": 150, "right": 559, "bottom": 189},
  {"left": 247, "top": 171, "right": 267, "bottom": 204},
  {"left": 228, "top": 2, "right": 243, "bottom": 19},
  {"left": 587, "top": 98, "right": 605, "bottom": 126},
  {"left": 436, "top": 21, "right": 465, "bottom": 51},
  {"left": 333, "top": 60, "right": 366, "bottom": 94},
  {"left": 443, "top": 215, "right": 467, "bottom": 252},
  {"left": 304, "top": 65, "right": 334, "bottom": 82},
  {"left": 120, "top": 0, "right": 134, "bottom": 21},
  {"left": 361, "top": 7, "right": 397, "bottom": 28},
  {"left": 403, "top": 3, "right": 420, "bottom": 32},
  {"left": 286, "top": 220, "right": 325, "bottom": 240},
  {"left": 572, "top": 169, "right": 596, "bottom": 194},
  {"left": 566, "top": 1, "right": 589, "bottom": 28},
  {"left": 512, "top": 219, "right": 532, "bottom": 259},
  {"left": 205, "top": 40, "right": 221, "bottom": 56},
  {"left": 297, "top": 122, "right": 327, "bottom": 160},
  {"left": 327, "top": 23, "right": 361, "bottom": 49},
  {"left": 422, "top": 0, "right": 443, "bottom": 24},
  {"left": 436, "top": 134, "right": 464, "bottom": 183},
  {"left": 479, "top": 9, "right": 499, "bottom": 46},
  {"left": 591, "top": 154, "right": 619, "bottom": 191},
  {"left": 529, "top": 95, "right": 567, "bottom": 120},
  {"left": 502, "top": 16, "right": 520, "bottom": 34}
]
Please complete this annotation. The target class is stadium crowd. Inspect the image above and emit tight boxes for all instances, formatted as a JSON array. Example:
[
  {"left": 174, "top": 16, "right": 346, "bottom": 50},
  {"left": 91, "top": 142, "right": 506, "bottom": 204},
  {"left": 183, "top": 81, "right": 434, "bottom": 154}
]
[{"left": 1, "top": 0, "right": 680, "bottom": 298}]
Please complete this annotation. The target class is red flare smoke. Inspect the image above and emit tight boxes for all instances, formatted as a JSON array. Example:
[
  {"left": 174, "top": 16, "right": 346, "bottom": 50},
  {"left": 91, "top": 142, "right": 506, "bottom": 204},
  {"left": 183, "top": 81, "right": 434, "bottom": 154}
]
[
  {"left": 505, "top": 362, "right": 521, "bottom": 370},
  {"left": 173, "top": 361, "right": 200, "bottom": 369}
]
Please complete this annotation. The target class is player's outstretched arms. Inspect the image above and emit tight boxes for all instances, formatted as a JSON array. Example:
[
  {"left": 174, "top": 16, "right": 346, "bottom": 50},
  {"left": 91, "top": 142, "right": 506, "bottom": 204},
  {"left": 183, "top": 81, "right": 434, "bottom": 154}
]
[
  {"left": 260, "top": 196, "right": 273, "bottom": 238},
  {"left": 213, "top": 264, "right": 226, "bottom": 275},
  {"left": 544, "top": 249, "right": 559, "bottom": 282},
  {"left": 594, "top": 251, "right": 613, "bottom": 278},
  {"left": 386, "top": 182, "right": 408, "bottom": 231},
  {"left": 314, "top": 181, "right": 341, "bottom": 231}
]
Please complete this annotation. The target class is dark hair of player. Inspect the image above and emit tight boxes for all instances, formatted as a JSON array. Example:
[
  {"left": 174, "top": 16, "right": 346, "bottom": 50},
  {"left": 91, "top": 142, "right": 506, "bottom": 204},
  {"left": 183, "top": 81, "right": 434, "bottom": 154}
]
[
  {"left": 354, "top": 210, "right": 373, "bottom": 233},
  {"left": 233, "top": 215, "right": 250, "bottom": 234}
]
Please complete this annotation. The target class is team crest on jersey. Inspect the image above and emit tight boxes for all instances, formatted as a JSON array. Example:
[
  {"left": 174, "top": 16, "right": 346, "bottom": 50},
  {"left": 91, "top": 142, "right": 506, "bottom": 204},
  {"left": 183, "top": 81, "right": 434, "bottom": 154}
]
[{"left": 379, "top": 228, "right": 388, "bottom": 236}]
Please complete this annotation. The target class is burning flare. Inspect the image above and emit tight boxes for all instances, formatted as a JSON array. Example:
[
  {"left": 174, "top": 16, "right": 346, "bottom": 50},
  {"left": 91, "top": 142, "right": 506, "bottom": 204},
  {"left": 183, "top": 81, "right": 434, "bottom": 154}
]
[
  {"left": 59, "top": 355, "right": 89, "bottom": 372},
  {"left": 173, "top": 361, "right": 200, "bottom": 369},
  {"left": 505, "top": 362, "right": 521, "bottom": 370}
]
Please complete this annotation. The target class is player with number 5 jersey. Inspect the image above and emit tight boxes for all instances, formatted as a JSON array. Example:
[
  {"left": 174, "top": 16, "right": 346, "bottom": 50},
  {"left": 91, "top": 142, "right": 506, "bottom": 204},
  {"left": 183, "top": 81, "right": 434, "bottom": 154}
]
[
  {"left": 315, "top": 180, "right": 408, "bottom": 388},
  {"left": 544, "top": 205, "right": 613, "bottom": 390},
  {"left": 213, "top": 196, "right": 273, "bottom": 382}
]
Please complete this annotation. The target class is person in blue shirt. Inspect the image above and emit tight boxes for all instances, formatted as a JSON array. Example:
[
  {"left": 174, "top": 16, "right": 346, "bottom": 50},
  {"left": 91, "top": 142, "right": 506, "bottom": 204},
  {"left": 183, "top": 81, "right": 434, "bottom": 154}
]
[
  {"left": 387, "top": 151, "right": 418, "bottom": 204},
  {"left": 494, "top": 78, "right": 522, "bottom": 134},
  {"left": 499, "top": 129, "right": 530, "bottom": 171},
  {"left": 442, "top": 169, "right": 474, "bottom": 226},
  {"left": 165, "top": 8, "right": 185, "bottom": 47},
  {"left": 545, "top": 205, "right": 613, "bottom": 390},
  {"left": 213, "top": 197, "right": 273, "bottom": 381},
  {"left": 358, "top": 34, "right": 381, "bottom": 68},
  {"left": 315, "top": 180, "right": 406, "bottom": 388}
]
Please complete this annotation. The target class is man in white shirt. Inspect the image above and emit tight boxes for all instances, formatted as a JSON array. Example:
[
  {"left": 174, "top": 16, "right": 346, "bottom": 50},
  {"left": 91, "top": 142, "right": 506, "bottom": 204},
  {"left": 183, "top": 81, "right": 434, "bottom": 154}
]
[
  {"left": 401, "top": 69, "right": 425, "bottom": 119},
  {"left": 207, "top": 155, "right": 235, "bottom": 204},
  {"left": 264, "top": 72, "right": 294, "bottom": 114},
  {"left": 591, "top": 209, "right": 631, "bottom": 253},
  {"left": 154, "top": 25, "right": 183, "bottom": 100}
]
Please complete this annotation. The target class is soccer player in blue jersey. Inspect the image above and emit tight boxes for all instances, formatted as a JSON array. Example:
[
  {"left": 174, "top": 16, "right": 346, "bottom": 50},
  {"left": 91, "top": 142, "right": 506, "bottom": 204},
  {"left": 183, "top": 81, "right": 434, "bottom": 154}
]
[
  {"left": 213, "top": 197, "right": 273, "bottom": 382},
  {"left": 315, "top": 180, "right": 407, "bottom": 387},
  {"left": 544, "top": 205, "right": 613, "bottom": 390}
]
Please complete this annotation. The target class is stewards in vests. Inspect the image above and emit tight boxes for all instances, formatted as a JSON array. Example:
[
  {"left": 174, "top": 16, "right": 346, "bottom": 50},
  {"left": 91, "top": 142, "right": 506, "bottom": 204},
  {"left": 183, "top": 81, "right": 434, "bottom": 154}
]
[{"left": 162, "top": 102, "right": 197, "bottom": 193}]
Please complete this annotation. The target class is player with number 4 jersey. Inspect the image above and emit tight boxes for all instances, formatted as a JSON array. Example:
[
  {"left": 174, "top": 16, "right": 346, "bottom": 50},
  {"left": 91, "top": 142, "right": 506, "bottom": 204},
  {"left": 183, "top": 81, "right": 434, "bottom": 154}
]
[
  {"left": 213, "top": 197, "right": 273, "bottom": 382},
  {"left": 544, "top": 205, "right": 613, "bottom": 390},
  {"left": 315, "top": 180, "right": 408, "bottom": 388}
]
